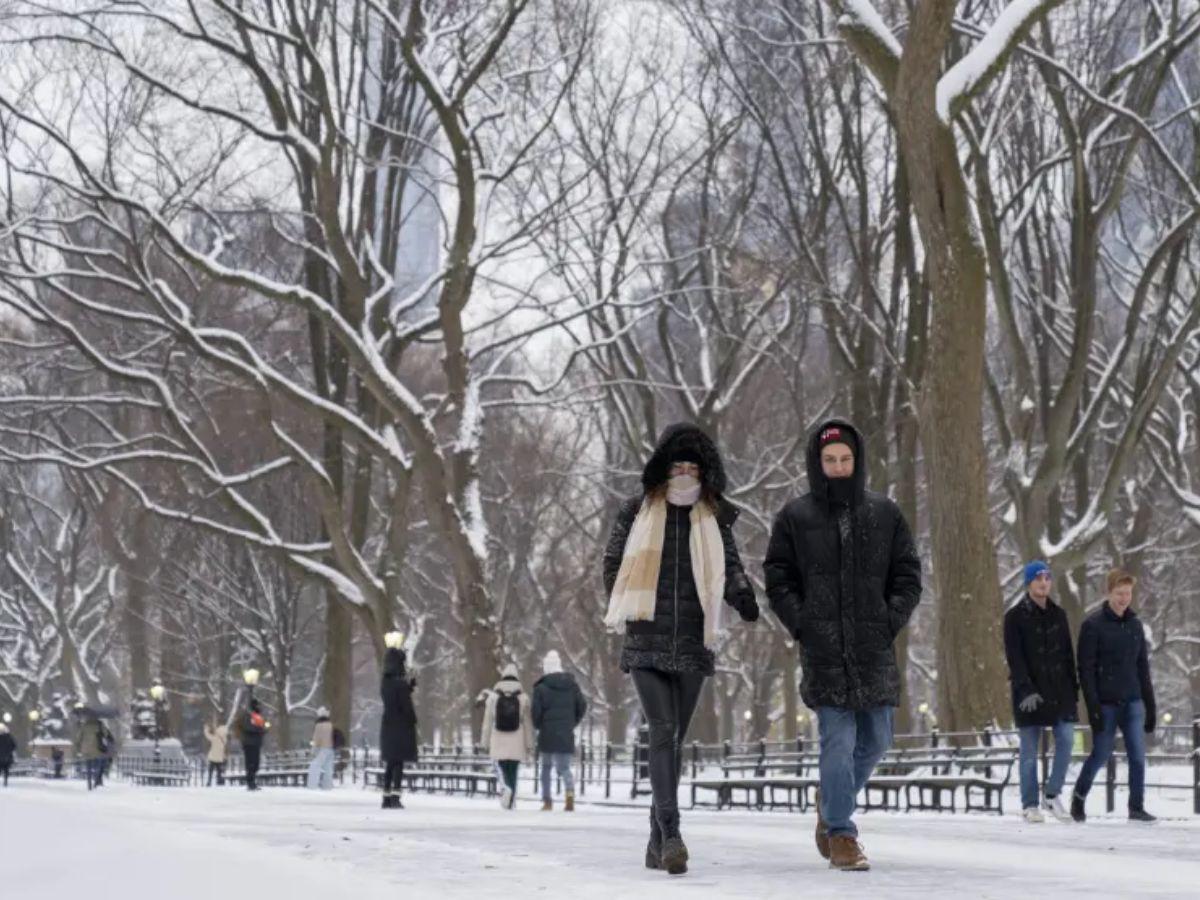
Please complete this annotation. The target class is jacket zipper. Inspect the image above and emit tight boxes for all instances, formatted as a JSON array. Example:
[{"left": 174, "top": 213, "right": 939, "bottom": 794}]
[{"left": 672, "top": 504, "right": 680, "bottom": 668}]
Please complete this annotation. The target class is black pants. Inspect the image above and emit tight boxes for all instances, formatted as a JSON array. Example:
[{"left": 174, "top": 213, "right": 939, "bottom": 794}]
[
  {"left": 1, "top": 762, "right": 9, "bottom": 786},
  {"left": 85, "top": 757, "right": 104, "bottom": 790},
  {"left": 383, "top": 761, "right": 405, "bottom": 793},
  {"left": 631, "top": 668, "right": 705, "bottom": 833},
  {"left": 244, "top": 746, "right": 261, "bottom": 790},
  {"left": 498, "top": 760, "right": 520, "bottom": 800},
  {"left": 207, "top": 762, "right": 225, "bottom": 786}
]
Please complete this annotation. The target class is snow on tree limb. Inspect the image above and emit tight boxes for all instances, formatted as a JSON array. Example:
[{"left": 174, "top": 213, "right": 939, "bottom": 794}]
[{"left": 936, "top": 0, "right": 1066, "bottom": 121}]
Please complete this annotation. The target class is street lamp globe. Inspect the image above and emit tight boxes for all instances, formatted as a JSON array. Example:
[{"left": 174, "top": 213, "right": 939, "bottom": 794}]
[
  {"left": 28, "top": 709, "right": 39, "bottom": 723},
  {"left": 149, "top": 684, "right": 166, "bottom": 701},
  {"left": 243, "top": 669, "right": 260, "bottom": 687},
  {"left": 2, "top": 712, "right": 11, "bottom": 724},
  {"left": 1162, "top": 712, "right": 1173, "bottom": 725},
  {"left": 384, "top": 631, "right": 405, "bottom": 650},
  {"left": 918, "top": 702, "right": 930, "bottom": 715}
]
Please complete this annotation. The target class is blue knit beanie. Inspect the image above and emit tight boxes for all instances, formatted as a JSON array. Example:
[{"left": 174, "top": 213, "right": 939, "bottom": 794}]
[{"left": 1023, "top": 560, "right": 1051, "bottom": 586}]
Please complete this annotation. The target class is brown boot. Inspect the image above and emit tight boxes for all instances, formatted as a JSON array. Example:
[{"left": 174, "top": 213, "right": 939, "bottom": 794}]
[
  {"left": 564, "top": 792, "right": 575, "bottom": 812},
  {"left": 541, "top": 799, "right": 553, "bottom": 811},
  {"left": 828, "top": 835, "right": 870, "bottom": 872},
  {"left": 814, "top": 789, "right": 830, "bottom": 860}
]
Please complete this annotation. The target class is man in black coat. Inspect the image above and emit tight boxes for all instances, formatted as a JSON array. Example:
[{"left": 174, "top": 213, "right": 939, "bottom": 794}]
[
  {"left": 532, "top": 650, "right": 587, "bottom": 811},
  {"left": 764, "top": 420, "right": 921, "bottom": 871},
  {"left": 1071, "top": 569, "right": 1157, "bottom": 823},
  {"left": 1003, "top": 560, "right": 1078, "bottom": 823},
  {"left": 0, "top": 722, "right": 16, "bottom": 786},
  {"left": 238, "top": 699, "right": 266, "bottom": 791}
]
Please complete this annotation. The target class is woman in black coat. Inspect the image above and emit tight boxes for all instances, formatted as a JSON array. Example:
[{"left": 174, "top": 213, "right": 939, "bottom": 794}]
[
  {"left": 379, "top": 646, "right": 418, "bottom": 809},
  {"left": 602, "top": 423, "right": 759, "bottom": 875}
]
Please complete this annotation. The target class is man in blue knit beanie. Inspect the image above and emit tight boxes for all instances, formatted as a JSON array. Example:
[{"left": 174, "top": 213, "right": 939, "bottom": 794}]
[{"left": 1003, "top": 560, "right": 1079, "bottom": 823}]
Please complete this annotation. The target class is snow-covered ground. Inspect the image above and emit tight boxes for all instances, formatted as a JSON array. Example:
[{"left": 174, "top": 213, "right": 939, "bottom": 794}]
[{"left": 3, "top": 778, "right": 1197, "bottom": 899}]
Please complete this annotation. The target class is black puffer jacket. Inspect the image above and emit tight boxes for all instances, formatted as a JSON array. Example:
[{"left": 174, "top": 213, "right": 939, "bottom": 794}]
[
  {"left": 763, "top": 419, "right": 922, "bottom": 710},
  {"left": 380, "top": 648, "right": 419, "bottom": 763},
  {"left": 0, "top": 730, "right": 15, "bottom": 764},
  {"left": 602, "top": 423, "right": 758, "bottom": 676},
  {"left": 532, "top": 672, "right": 587, "bottom": 754},
  {"left": 1003, "top": 596, "right": 1078, "bottom": 727},
  {"left": 1077, "top": 603, "right": 1155, "bottom": 727}
]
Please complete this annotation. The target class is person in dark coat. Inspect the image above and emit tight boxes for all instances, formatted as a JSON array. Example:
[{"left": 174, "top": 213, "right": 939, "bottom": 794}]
[
  {"left": 1072, "top": 568, "right": 1157, "bottom": 823},
  {"left": 379, "top": 646, "right": 418, "bottom": 809},
  {"left": 73, "top": 710, "right": 106, "bottom": 790},
  {"left": 238, "top": 699, "right": 266, "bottom": 791},
  {"left": 1003, "top": 560, "right": 1078, "bottom": 822},
  {"left": 764, "top": 420, "right": 921, "bottom": 871},
  {"left": 603, "top": 422, "right": 758, "bottom": 875},
  {"left": 0, "top": 722, "right": 16, "bottom": 786},
  {"left": 532, "top": 650, "right": 587, "bottom": 811}
]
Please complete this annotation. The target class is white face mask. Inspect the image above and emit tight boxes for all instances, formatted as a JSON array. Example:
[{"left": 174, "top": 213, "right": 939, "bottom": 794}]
[{"left": 667, "top": 474, "right": 702, "bottom": 505}]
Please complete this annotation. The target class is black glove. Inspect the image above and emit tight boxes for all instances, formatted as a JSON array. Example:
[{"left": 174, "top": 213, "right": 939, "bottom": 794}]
[{"left": 727, "top": 573, "right": 759, "bottom": 622}]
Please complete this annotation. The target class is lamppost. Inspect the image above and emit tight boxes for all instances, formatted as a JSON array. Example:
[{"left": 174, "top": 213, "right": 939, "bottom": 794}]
[{"left": 149, "top": 684, "right": 166, "bottom": 757}]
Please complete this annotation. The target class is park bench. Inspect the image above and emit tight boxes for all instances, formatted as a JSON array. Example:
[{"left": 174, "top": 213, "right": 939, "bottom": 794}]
[
  {"left": 128, "top": 769, "right": 192, "bottom": 787},
  {"left": 363, "top": 757, "right": 498, "bottom": 797}
]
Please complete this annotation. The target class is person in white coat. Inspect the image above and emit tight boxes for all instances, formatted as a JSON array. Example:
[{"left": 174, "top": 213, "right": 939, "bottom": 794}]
[
  {"left": 482, "top": 662, "right": 534, "bottom": 809},
  {"left": 307, "top": 707, "right": 335, "bottom": 790},
  {"left": 204, "top": 717, "right": 228, "bottom": 786}
]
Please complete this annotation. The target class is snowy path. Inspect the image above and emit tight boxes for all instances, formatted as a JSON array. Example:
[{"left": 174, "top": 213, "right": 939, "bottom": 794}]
[{"left": 3, "top": 779, "right": 1197, "bottom": 899}]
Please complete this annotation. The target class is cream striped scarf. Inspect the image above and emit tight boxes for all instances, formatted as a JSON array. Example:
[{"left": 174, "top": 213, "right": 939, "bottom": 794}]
[{"left": 604, "top": 496, "right": 725, "bottom": 648}]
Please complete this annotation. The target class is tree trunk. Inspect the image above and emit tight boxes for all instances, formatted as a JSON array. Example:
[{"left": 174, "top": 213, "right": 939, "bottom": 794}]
[
  {"left": 324, "top": 592, "right": 353, "bottom": 740},
  {"left": 894, "top": 13, "right": 1008, "bottom": 731}
]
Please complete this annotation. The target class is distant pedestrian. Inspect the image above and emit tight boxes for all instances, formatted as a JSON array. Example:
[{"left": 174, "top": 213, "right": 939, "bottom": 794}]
[
  {"left": 307, "top": 707, "right": 335, "bottom": 790},
  {"left": 73, "top": 710, "right": 106, "bottom": 790},
  {"left": 237, "top": 699, "right": 266, "bottom": 791},
  {"left": 204, "top": 717, "right": 229, "bottom": 786},
  {"left": 482, "top": 663, "right": 534, "bottom": 810},
  {"left": 1003, "top": 561, "right": 1078, "bottom": 823},
  {"left": 0, "top": 722, "right": 15, "bottom": 786},
  {"left": 532, "top": 650, "right": 587, "bottom": 812},
  {"left": 380, "top": 646, "right": 418, "bottom": 809},
  {"left": 1072, "top": 569, "right": 1158, "bottom": 823}
]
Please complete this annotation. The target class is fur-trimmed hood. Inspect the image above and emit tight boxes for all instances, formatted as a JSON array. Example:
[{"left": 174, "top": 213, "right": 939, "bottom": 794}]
[{"left": 641, "top": 422, "right": 727, "bottom": 496}]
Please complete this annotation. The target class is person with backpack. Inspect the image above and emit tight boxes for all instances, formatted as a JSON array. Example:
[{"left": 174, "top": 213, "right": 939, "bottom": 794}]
[
  {"left": 73, "top": 709, "right": 106, "bottom": 790},
  {"left": 0, "top": 722, "right": 16, "bottom": 786},
  {"left": 532, "top": 649, "right": 587, "bottom": 811},
  {"left": 307, "top": 707, "right": 335, "bottom": 790},
  {"left": 238, "top": 699, "right": 266, "bottom": 791},
  {"left": 204, "top": 716, "right": 229, "bottom": 786},
  {"left": 379, "top": 645, "right": 418, "bottom": 809},
  {"left": 482, "top": 662, "right": 534, "bottom": 809},
  {"left": 603, "top": 423, "right": 759, "bottom": 875}
]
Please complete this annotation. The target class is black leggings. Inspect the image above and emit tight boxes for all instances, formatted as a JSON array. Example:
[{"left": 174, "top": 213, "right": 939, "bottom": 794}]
[
  {"left": 244, "top": 746, "right": 261, "bottom": 789},
  {"left": 631, "top": 668, "right": 705, "bottom": 825},
  {"left": 1, "top": 762, "right": 9, "bottom": 786},
  {"left": 207, "top": 762, "right": 225, "bottom": 786},
  {"left": 383, "top": 761, "right": 405, "bottom": 793}
]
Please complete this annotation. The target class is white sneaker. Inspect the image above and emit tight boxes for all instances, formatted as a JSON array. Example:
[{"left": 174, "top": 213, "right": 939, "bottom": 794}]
[
  {"left": 1022, "top": 807, "right": 1045, "bottom": 824},
  {"left": 1042, "top": 795, "right": 1071, "bottom": 822}
]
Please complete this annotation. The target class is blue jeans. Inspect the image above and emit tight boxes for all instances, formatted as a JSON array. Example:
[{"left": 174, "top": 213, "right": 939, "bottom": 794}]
[
  {"left": 1074, "top": 700, "right": 1146, "bottom": 810},
  {"left": 307, "top": 748, "right": 334, "bottom": 790},
  {"left": 817, "top": 706, "right": 894, "bottom": 837},
  {"left": 540, "top": 752, "right": 575, "bottom": 801},
  {"left": 1018, "top": 720, "right": 1075, "bottom": 809}
]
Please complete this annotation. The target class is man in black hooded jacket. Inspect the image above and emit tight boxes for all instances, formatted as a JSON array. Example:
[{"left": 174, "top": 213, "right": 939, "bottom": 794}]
[{"left": 764, "top": 420, "right": 921, "bottom": 871}]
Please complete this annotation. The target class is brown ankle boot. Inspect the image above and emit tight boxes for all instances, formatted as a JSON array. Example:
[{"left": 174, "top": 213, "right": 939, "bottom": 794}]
[
  {"left": 541, "top": 798, "right": 553, "bottom": 811},
  {"left": 564, "top": 792, "right": 575, "bottom": 812},
  {"left": 828, "top": 835, "right": 870, "bottom": 871},
  {"left": 814, "top": 789, "right": 830, "bottom": 860}
]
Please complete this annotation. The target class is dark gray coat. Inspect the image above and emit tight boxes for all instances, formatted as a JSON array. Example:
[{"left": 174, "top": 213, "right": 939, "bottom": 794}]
[
  {"left": 1003, "top": 596, "right": 1078, "bottom": 727},
  {"left": 380, "top": 648, "right": 419, "bottom": 763},
  {"left": 764, "top": 420, "right": 922, "bottom": 710},
  {"left": 532, "top": 672, "right": 587, "bottom": 754},
  {"left": 1077, "top": 603, "right": 1155, "bottom": 727}
]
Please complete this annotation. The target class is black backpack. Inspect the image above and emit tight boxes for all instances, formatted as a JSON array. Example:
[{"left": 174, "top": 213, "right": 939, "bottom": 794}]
[{"left": 494, "top": 691, "right": 521, "bottom": 733}]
